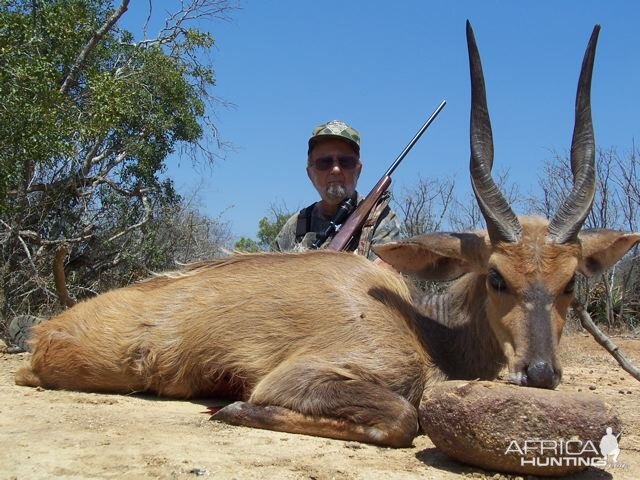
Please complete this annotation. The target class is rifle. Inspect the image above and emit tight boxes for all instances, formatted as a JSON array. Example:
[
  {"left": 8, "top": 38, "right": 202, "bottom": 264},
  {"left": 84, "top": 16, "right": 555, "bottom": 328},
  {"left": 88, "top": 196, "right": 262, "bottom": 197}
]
[{"left": 315, "top": 100, "right": 446, "bottom": 251}]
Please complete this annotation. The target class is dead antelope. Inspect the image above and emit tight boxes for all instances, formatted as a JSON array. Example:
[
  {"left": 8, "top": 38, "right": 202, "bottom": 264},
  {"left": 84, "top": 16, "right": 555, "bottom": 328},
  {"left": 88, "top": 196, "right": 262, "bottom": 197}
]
[
  {"left": 16, "top": 23, "right": 640, "bottom": 448},
  {"left": 376, "top": 22, "right": 640, "bottom": 390}
]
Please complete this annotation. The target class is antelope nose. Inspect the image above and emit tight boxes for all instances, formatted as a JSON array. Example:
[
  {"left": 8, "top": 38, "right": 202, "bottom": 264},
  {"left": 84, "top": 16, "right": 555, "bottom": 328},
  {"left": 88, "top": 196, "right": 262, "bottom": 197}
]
[{"left": 526, "top": 361, "right": 557, "bottom": 389}]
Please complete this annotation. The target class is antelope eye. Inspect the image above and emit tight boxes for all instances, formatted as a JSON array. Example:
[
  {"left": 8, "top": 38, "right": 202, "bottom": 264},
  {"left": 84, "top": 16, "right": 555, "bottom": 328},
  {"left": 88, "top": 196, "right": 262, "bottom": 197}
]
[
  {"left": 564, "top": 274, "right": 576, "bottom": 294},
  {"left": 487, "top": 268, "right": 507, "bottom": 293}
]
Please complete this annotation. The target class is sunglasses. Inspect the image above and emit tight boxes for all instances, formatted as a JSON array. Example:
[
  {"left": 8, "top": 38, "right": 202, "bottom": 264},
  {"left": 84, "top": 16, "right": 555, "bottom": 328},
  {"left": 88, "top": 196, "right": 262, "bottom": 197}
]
[{"left": 312, "top": 155, "right": 359, "bottom": 171}]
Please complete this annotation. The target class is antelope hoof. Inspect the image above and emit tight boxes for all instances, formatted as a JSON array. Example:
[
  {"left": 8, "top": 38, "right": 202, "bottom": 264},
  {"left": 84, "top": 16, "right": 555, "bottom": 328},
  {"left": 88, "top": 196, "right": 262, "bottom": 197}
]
[{"left": 211, "top": 401, "right": 247, "bottom": 424}]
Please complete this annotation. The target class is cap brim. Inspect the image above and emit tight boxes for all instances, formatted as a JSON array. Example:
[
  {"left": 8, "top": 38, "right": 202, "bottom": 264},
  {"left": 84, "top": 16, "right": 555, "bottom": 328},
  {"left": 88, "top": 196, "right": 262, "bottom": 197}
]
[{"left": 308, "top": 135, "right": 360, "bottom": 154}]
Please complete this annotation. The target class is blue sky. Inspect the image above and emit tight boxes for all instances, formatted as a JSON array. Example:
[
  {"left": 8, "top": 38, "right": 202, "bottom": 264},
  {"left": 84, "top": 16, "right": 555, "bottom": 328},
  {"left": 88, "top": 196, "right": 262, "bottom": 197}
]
[{"left": 123, "top": 1, "right": 640, "bottom": 240}]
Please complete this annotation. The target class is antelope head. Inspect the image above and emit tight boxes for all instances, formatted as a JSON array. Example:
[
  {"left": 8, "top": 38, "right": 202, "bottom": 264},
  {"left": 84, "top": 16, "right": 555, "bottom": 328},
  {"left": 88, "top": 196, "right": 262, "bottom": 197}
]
[{"left": 374, "top": 22, "right": 640, "bottom": 389}]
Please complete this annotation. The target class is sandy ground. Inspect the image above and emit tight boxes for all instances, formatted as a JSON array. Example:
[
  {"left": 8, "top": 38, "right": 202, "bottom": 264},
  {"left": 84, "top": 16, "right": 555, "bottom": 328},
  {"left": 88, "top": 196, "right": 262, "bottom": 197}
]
[{"left": 1, "top": 333, "right": 639, "bottom": 480}]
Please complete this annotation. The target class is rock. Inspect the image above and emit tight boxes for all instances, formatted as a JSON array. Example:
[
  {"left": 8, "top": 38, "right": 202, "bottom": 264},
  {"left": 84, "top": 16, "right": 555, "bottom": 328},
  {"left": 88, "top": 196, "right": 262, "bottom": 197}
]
[{"left": 420, "top": 380, "right": 621, "bottom": 476}]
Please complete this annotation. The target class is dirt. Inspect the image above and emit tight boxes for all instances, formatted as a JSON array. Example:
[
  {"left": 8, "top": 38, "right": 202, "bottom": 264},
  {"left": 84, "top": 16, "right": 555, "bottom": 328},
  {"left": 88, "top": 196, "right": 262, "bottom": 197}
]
[{"left": 1, "top": 333, "right": 638, "bottom": 480}]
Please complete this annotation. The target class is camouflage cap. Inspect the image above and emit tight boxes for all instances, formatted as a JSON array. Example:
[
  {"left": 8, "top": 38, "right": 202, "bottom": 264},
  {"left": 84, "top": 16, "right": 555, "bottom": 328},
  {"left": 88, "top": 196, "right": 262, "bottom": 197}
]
[{"left": 308, "top": 120, "right": 360, "bottom": 154}]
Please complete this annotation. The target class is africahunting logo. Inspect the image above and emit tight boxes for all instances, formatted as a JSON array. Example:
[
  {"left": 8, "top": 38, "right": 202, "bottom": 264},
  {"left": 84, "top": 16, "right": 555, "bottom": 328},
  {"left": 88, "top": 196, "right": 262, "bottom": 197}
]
[{"left": 505, "top": 427, "right": 626, "bottom": 469}]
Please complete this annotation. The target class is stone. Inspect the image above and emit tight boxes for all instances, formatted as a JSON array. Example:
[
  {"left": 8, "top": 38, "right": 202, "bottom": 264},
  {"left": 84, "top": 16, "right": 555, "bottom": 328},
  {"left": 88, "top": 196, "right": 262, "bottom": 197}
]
[{"left": 420, "top": 380, "right": 621, "bottom": 476}]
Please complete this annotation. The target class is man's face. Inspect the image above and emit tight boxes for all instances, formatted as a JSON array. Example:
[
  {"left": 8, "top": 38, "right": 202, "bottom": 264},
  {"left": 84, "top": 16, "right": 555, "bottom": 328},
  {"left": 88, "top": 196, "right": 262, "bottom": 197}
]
[{"left": 307, "top": 138, "right": 362, "bottom": 207}]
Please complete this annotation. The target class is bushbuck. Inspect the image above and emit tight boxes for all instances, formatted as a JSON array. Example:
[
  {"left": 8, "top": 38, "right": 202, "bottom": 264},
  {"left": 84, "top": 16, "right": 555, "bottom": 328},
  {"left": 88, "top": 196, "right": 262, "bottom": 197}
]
[{"left": 16, "top": 23, "right": 640, "bottom": 448}]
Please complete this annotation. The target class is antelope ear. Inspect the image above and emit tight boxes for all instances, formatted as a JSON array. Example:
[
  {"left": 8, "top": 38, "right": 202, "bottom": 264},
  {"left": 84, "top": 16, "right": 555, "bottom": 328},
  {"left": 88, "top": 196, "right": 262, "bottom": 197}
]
[
  {"left": 372, "top": 232, "right": 490, "bottom": 281},
  {"left": 578, "top": 230, "right": 640, "bottom": 277}
]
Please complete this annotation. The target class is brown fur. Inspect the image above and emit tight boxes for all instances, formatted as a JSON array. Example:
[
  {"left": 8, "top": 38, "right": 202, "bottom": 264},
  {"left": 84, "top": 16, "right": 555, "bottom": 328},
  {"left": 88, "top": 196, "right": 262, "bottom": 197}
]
[
  {"left": 17, "top": 252, "right": 429, "bottom": 399},
  {"left": 374, "top": 216, "right": 640, "bottom": 390},
  {"left": 15, "top": 219, "right": 639, "bottom": 447},
  {"left": 17, "top": 250, "right": 447, "bottom": 446}
]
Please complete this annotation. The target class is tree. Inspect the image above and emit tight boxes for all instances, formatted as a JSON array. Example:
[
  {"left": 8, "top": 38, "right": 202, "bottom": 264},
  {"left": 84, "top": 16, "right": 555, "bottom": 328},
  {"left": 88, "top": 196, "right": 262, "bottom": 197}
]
[
  {"left": 257, "top": 204, "right": 293, "bottom": 250},
  {"left": 0, "top": 0, "right": 238, "bottom": 324},
  {"left": 234, "top": 237, "right": 261, "bottom": 253},
  {"left": 234, "top": 203, "right": 294, "bottom": 252},
  {"left": 530, "top": 147, "right": 640, "bottom": 328},
  {"left": 448, "top": 168, "right": 521, "bottom": 232},
  {"left": 393, "top": 176, "right": 455, "bottom": 238}
]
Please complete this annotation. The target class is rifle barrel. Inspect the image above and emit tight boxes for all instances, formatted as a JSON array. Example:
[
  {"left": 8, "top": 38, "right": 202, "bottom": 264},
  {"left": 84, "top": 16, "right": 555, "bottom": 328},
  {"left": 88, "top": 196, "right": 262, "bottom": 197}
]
[{"left": 384, "top": 100, "right": 447, "bottom": 177}]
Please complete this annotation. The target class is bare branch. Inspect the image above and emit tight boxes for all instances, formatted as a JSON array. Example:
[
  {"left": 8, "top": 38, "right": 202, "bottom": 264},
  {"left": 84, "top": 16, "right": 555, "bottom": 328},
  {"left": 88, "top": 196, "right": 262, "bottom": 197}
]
[
  {"left": 24, "top": 176, "right": 99, "bottom": 194},
  {"left": 571, "top": 299, "right": 640, "bottom": 382},
  {"left": 108, "top": 194, "right": 152, "bottom": 242},
  {"left": 53, "top": 244, "right": 76, "bottom": 308},
  {"left": 134, "top": 0, "right": 238, "bottom": 49},
  {"left": 17, "top": 235, "right": 35, "bottom": 269},
  {"left": 82, "top": 137, "right": 107, "bottom": 174},
  {"left": 143, "top": 0, "right": 153, "bottom": 39},
  {"left": 59, "top": 0, "right": 130, "bottom": 95},
  {"left": 395, "top": 176, "right": 455, "bottom": 237},
  {"left": 18, "top": 227, "right": 96, "bottom": 246},
  {"left": 14, "top": 151, "right": 128, "bottom": 197}
]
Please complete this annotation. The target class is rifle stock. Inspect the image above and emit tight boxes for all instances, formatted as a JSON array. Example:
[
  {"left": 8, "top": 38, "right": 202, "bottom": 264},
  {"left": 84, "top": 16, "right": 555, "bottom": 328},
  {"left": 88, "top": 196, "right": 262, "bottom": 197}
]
[
  {"left": 325, "top": 100, "right": 446, "bottom": 253},
  {"left": 327, "top": 176, "right": 391, "bottom": 251}
]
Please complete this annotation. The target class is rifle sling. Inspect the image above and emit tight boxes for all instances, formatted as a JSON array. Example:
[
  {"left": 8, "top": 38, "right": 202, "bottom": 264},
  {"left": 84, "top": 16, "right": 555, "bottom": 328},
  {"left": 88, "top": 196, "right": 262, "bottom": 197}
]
[{"left": 295, "top": 202, "right": 316, "bottom": 242}]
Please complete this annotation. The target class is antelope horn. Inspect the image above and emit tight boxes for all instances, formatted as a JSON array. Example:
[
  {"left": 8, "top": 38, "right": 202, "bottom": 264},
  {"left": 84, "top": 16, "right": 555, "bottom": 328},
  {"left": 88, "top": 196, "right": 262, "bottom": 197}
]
[
  {"left": 547, "top": 25, "right": 600, "bottom": 244},
  {"left": 466, "top": 21, "right": 522, "bottom": 243}
]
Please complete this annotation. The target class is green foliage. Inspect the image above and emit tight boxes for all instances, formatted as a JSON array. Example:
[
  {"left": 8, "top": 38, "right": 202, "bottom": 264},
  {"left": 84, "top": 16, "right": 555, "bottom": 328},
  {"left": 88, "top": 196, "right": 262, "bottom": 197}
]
[
  {"left": 0, "top": 0, "right": 233, "bottom": 320},
  {"left": 1, "top": 1, "right": 102, "bottom": 203},
  {"left": 234, "top": 207, "right": 293, "bottom": 252},
  {"left": 0, "top": 0, "right": 217, "bottom": 211},
  {"left": 234, "top": 237, "right": 260, "bottom": 253},
  {"left": 257, "top": 212, "right": 290, "bottom": 250}
]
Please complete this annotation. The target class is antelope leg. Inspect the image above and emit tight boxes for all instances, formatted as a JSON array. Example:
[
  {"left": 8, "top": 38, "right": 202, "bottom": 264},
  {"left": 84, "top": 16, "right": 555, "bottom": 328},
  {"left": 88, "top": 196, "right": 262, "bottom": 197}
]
[
  {"left": 212, "top": 398, "right": 416, "bottom": 448},
  {"left": 212, "top": 359, "right": 419, "bottom": 447}
]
